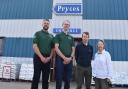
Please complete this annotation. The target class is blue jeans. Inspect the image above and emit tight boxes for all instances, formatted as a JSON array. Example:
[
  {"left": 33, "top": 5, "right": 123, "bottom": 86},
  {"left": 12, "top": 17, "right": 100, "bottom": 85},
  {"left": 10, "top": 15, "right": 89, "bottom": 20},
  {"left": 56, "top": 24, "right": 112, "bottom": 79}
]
[{"left": 56, "top": 56, "right": 73, "bottom": 89}]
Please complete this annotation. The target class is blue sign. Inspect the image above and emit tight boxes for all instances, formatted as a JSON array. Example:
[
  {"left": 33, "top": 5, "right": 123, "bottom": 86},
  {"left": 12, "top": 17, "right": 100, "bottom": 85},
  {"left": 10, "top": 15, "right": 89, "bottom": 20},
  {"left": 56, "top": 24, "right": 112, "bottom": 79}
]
[
  {"left": 54, "top": 3, "right": 82, "bottom": 15},
  {"left": 53, "top": 28, "right": 81, "bottom": 34}
]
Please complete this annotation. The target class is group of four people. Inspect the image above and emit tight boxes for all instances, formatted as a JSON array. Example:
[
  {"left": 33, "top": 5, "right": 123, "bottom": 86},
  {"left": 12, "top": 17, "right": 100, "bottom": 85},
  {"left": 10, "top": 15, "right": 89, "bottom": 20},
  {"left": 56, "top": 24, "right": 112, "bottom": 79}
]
[{"left": 31, "top": 19, "right": 112, "bottom": 89}]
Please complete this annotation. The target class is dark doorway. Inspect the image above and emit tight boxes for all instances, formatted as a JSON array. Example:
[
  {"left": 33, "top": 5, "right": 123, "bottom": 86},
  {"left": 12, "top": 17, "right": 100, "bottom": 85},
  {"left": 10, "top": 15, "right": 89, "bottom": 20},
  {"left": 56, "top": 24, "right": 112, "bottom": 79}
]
[{"left": 0, "top": 37, "right": 5, "bottom": 56}]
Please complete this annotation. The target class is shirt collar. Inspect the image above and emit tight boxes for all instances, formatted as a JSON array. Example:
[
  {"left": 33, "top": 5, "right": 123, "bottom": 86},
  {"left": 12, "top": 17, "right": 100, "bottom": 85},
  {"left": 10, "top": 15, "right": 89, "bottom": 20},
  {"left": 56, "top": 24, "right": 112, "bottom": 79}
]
[
  {"left": 82, "top": 42, "right": 89, "bottom": 46},
  {"left": 42, "top": 29, "right": 48, "bottom": 34},
  {"left": 62, "top": 29, "right": 69, "bottom": 35},
  {"left": 97, "top": 49, "right": 105, "bottom": 54}
]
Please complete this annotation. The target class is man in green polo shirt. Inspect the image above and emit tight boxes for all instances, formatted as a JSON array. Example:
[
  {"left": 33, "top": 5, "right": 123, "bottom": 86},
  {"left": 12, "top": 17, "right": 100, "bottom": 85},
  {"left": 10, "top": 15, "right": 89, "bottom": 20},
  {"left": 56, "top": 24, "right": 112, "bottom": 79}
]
[
  {"left": 31, "top": 19, "right": 54, "bottom": 89},
  {"left": 54, "top": 20, "right": 75, "bottom": 89}
]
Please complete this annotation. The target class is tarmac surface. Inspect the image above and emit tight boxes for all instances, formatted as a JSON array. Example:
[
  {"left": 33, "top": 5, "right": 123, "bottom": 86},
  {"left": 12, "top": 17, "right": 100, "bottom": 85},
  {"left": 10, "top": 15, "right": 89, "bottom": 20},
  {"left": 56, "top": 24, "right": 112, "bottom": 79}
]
[{"left": 0, "top": 80, "right": 128, "bottom": 89}]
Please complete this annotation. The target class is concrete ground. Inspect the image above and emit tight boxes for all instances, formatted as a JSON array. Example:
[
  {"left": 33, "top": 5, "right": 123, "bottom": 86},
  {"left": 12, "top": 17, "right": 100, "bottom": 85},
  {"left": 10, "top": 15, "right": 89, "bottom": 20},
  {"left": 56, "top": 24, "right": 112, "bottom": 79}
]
[{"left": 0, "top": 80, "right": 127, "bottom": 89}]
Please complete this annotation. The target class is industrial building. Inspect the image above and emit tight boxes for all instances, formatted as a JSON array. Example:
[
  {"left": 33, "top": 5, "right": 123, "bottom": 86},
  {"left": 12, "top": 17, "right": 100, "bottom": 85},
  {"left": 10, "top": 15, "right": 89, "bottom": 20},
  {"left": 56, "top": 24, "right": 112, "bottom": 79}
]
[{"left": 0, "top": 0, "right": 128, "bottom": 85}]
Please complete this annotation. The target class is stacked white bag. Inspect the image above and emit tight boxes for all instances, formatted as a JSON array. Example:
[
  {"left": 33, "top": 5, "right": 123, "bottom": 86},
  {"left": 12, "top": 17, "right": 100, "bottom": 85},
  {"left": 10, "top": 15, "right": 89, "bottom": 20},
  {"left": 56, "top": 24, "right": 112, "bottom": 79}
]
[
  {"left": 0, "top": 64, "right": 3, "bottom": 78},
  {"left": 19, "top": 64, "right": 33, "bottom": 81},
  {"left": 10, "top": 64, "right": 21, "bottom": 79},
  {"left": 112, "top": 72, "right": 128, "bottom": 85}
]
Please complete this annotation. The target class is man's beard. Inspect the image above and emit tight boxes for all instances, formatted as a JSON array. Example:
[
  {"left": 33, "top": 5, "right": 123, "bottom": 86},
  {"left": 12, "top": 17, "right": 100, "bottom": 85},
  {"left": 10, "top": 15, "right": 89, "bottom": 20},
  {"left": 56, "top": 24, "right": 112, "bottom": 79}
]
[{"left": 43, "top": 26, "right": 49, "bottom": 31}]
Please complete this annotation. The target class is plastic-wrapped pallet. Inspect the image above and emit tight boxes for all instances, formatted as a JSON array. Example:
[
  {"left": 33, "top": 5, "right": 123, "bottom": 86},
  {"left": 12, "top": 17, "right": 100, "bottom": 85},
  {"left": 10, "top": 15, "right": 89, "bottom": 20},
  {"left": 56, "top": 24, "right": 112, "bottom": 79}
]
[
  {"left": 10, "top": 64, "right": 21, "bottom": 79},
  {"left": 0, "top": 64, "right": 3, "bottom": 78},
  {"left": 19, "top": 64, "right": 33, "bottom": 81},
  {"left": 112, "top": 72, "right": 128, "bottom": 85},
  {"left": 25, "top": 64, "right": 33, "bottom": 81},
  {"left": 0, "top": 63, "right": 21, "bottom": 80},
  {"left": 19, "top": 64, "right": 28, "bottom": 80}
]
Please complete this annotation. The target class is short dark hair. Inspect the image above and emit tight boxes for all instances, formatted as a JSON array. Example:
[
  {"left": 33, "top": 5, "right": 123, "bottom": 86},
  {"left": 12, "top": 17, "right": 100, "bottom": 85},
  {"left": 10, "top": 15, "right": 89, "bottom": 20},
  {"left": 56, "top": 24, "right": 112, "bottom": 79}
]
[
  {"left": 82, "top": 32, "right": 89, "bottom": 37},
  {"left": 43, "top": 19, "right": 50, "bottom": 22}
]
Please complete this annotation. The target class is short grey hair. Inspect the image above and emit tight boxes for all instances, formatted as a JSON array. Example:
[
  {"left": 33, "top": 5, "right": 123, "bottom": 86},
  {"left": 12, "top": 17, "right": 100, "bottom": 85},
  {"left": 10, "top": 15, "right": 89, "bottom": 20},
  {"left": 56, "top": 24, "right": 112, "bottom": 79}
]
[
  {"left": 62, "top": 20, "right": 71, "bottom": 25},
  {"left": 98, "top": 39, "right": 105, "bottom": 45}
]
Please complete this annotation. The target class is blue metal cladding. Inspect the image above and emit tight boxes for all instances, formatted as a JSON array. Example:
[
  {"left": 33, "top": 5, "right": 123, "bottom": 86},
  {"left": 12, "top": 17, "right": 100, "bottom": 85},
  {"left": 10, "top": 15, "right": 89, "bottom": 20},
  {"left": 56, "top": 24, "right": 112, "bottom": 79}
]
[
  {"left": 3, "top": 38, "right": 33, "bottom": 57},
  {"left": 104, "top": 40, "right": 128, "bottom": 61},
  {"left": 83, "top": 0, "right": 128, "bottom": 20},
  {"left": 0, "top": 0, "right": 53, "bottom": 19},
  {"left": 3, "top": 38, "right": 128, "bottom": 61}
]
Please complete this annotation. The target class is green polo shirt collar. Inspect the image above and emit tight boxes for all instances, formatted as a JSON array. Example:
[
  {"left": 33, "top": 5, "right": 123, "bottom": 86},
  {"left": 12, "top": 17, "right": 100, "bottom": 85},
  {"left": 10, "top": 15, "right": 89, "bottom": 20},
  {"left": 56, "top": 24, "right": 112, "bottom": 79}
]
[
  {"left": 41, "top": 29, "right": 49, "bottom": 34},
  {"left": 62, "top": 31, "right": 70, "bottom": 36}
]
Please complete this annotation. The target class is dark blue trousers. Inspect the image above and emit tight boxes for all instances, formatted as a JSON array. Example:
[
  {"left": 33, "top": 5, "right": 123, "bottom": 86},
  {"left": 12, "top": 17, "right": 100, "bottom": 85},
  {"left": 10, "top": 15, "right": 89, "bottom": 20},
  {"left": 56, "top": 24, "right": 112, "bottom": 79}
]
[{"left": 55, "top": 56, "right": 73, "bottom": 89}]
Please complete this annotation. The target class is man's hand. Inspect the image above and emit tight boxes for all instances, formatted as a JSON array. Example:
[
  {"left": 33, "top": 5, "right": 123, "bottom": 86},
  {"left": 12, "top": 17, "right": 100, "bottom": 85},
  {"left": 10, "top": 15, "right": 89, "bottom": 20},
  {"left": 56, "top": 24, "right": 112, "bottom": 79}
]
[
  {"left": 107, "top": 78, "right": 112, "bottom": 87},
  {"left": 93, "top": 76, "right": 96, "bottom": 81},
  {"left": 45, "top": 57, "right": 51, "bottom": 63},
  {"left": 63, "top": 57, "right": 72, "bottom": 64},
  {"left": 40, "top": 56, "right": 47, "bottom": 64}
]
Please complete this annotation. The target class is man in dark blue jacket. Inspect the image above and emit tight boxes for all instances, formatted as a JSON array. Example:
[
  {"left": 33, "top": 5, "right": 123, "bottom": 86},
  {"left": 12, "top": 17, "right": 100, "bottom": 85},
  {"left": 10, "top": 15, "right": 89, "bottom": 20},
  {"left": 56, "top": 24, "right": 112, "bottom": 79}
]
[{"left": 75, "top": 32, "right": 93, "bottom": 89}]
